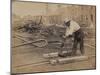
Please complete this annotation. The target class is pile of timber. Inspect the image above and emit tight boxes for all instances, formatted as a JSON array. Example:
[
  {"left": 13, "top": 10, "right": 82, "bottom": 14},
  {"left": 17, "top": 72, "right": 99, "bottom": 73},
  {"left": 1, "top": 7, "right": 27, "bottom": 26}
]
[{"left": 43, "top": 50, "right": 95, "bottom": 65}]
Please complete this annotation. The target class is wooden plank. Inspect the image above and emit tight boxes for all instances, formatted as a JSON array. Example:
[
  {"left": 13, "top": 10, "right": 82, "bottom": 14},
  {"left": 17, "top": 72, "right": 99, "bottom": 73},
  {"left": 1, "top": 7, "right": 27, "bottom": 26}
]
[
  {"left": 49, "top": 56, "right": 88, "bottom": 65},
  {"left": 58, "top": 56, "right": 88, "bottom": 64},
  {"left": 43, "top": 50, "right": 72, "bottom": 58}
]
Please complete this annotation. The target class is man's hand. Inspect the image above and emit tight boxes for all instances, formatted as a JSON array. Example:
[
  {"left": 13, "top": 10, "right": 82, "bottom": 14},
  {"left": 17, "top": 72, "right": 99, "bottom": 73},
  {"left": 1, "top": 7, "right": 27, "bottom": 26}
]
[{"left": 62, "top": 35, "right": 66, "bottom": 39}]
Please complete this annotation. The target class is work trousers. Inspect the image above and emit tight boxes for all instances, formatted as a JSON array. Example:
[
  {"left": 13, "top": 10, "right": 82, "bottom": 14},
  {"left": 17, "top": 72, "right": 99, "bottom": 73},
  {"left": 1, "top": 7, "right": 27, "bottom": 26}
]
[{"left": 72, "top": 28, "right": 84, "bottom": 55}]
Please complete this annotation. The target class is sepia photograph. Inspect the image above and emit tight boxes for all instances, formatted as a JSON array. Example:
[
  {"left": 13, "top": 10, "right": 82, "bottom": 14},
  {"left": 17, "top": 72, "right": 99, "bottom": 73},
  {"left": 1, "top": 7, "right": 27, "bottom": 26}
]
[{"left": 11, "top": 0, "right": 96, "bottom": 74}]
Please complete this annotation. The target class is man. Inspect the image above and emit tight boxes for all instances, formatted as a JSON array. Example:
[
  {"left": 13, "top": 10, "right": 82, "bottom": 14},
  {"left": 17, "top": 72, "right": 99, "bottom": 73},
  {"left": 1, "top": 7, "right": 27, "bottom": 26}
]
[{"left": 58, "top": 19, "right": 84, "bottom": 57}]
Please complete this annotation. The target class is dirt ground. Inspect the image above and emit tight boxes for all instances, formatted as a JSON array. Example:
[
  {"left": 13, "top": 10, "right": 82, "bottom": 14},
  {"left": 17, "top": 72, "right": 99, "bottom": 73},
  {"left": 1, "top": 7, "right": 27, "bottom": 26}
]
[{"left": 11, "top": 31, "right": 96, "bottom": 74}]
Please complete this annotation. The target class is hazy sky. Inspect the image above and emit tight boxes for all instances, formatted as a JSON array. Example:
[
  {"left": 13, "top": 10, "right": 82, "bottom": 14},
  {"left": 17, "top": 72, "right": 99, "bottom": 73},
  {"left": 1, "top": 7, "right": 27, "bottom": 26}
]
[{"left": 12, "top": 1, "right": 71, "bottom": 16}]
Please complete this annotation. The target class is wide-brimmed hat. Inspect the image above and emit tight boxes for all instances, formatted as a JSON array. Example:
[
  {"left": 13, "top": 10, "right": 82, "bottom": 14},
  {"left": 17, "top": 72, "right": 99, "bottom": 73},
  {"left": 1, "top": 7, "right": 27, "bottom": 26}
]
[{"left": 64, "top": 18, "right": 70, "bottom": 23}]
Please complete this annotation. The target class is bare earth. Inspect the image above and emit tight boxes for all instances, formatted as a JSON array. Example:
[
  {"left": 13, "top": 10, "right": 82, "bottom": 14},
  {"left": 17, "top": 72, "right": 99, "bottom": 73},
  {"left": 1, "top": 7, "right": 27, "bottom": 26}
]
[{"left": 11, "top": 32, "right": 96, "bottom": 74}]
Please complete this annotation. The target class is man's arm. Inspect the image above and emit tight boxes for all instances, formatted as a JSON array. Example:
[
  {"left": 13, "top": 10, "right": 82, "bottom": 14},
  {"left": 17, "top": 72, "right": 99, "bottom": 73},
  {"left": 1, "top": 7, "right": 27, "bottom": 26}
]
[
  {"left": 55, "top": 24, "right": 65, "bottom": 28},
  {"left": 63, "top": 27, "right": 73, "bottom": 38}
]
